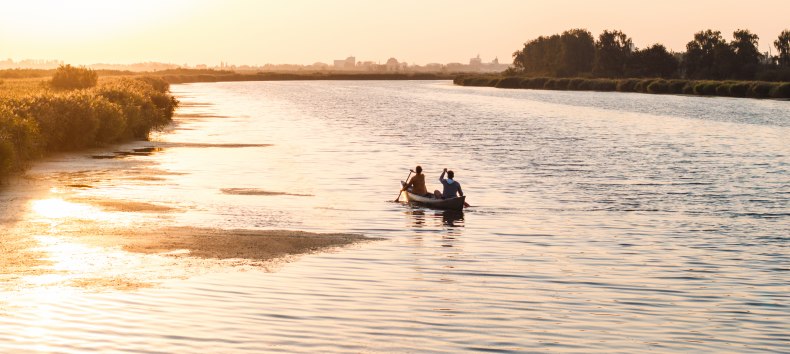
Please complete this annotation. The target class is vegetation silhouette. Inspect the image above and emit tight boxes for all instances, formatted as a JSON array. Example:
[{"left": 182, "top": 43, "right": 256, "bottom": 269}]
[
  {"left": 456, "top": 75, "right": 790, "bottom": 99},
  {"left": 509, "top": 27, "right": 790, "bottom": 81},
  {"left": 0, "top": 75, "right": 177, "bottom": 179},
  {"left": 462, "top": 27, "right": 790, "bottom": 98},
  {"left": 50, "top": 64, "right": 98, "bottom": 89}
]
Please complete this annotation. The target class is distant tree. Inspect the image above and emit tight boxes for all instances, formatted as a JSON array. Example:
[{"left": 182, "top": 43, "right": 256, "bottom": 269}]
[
  {"left": 684, "top": 30, "right": 735, "bottom": 79},
  {"left": 730, "top": 29, "right": 762, "bottom": 79},
  {"left": 714, "top": 40, "right": 738, "bottom": 79},
  {"left": 627, "top": 44, "right": 679, "bottom": 78},
  {"left": 558, "top": 29, "right": 595, "bottom": 77},
  {"left": 50, "top": 64, "right": 98, "bottom": 90},
  {"left": 512, "top": 35, "right": 563, "bottom": 76},
  {"left": 775, "top": 29, "right": 790, "bottom": 67},
  {"left": 511, "top": 29, "right": 595, "bottom": 77},
  {"left": 593, "top": 30, "right": 633, "bottom": 77}
]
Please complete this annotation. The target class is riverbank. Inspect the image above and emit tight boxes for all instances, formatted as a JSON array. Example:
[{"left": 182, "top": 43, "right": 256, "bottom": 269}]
[{"left": 454, "top": 75, "right": 790, "bottom": 99}]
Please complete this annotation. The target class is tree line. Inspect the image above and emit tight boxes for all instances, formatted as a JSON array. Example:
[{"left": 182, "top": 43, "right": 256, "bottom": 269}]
[{"left": 509, "top": 28, "right": 790, "bottom": 81}]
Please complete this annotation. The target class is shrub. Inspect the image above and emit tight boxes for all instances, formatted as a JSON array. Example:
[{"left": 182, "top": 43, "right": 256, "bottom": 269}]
[
  {"left": 715, "top": 83, "right": 731, "bottom": 96},
  {"left": 768, "top": 83, "right": 790, "bottom": 98},
  {"left": 692, "top": 82, "right": 705, "bottom": 95},
  {"left": 495, "top": 77, "right": 522, "bottom": 89},
  {"left": 522, "top": 77, "right": 548, "bottom": 89},
  {"left": 575, "top": 79, "right": 592, "bottom": 91},
  {"left": 135, "top": 76, "right": 170, "bottom": 93},
  {"left": 747, "top": 82, "right": 772, "bottom": 98},
  {"left": 567, "top": 78, "right": 585, "bottom": 90},
  {"left": 26, "top": 92, "right": 100, "bottom": 150},
  {"left": 0, "top": 106, "right": 40, "bottom": 175},
  {"left": 647, "top": 80, "right": 669, "bottom": 94},
  {"left": 681, "top": 82, "right": 695, "bottom": 94},
  {"left": 92, "top": 98, "right": 126, "bottom": 145},
  {"left": 616, "top": 79, "right": 639, "bottom": 92},
  {"left": 554, "top": 78, "right": 570, "bottom": 90},
  {"left": 633, "top": 79, "right": 654, "bottom": 93},
  {"left": 693, "top": 81, "right": 719, "bottom": 95},
  {"left": 95, "top": 77, "right": 177, "bottom": 139},
  {"left": 591, "top": 79, "right": 617, "bottom": 91},
  {"left": 728, "top": 82, "right": 750, "bottom": 97},
  {"left": 50, "top": 64, "right": 98, "bottom": 90},
  {"left": 460, "top": 77, "right": 498, "bottom": 87},
  {"left": 667, "top": 80, "right": 687, "bottom": 94}
]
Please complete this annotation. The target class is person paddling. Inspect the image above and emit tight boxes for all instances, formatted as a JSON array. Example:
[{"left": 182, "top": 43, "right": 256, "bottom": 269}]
[
  {"left": 402, "top": 165, "right": 430, "bottom": 197},
  {"left": 434, "top": 168, "right": 464, "bottom": 200}
]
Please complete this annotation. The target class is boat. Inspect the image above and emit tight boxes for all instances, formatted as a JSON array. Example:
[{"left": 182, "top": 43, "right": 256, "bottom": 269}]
[{"left": 403, "top": 190, "right": 466, "bottom": 211}]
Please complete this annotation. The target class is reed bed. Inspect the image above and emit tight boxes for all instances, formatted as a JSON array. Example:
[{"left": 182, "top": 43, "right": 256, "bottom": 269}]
[
  {"left": 0, "top": 75, "right": 177, "bottom": 179},
  {"left": 456, "top": 75, "right": 790, "bottom": 99}
]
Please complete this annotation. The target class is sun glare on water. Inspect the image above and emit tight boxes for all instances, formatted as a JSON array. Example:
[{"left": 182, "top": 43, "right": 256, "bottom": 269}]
[{"left": 30, "top": 198, "right": 97, "bottom": 219}]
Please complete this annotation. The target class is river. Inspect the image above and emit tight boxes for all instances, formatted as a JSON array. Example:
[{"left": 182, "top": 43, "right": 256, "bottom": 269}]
[{"left": 1, "top": 80, "right": 788, "bottom": 353}]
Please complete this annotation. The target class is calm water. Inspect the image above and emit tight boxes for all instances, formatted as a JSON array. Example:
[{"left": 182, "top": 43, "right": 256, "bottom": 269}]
[{"left": 1, "top": 81, "right": 788, "bottom": 353}]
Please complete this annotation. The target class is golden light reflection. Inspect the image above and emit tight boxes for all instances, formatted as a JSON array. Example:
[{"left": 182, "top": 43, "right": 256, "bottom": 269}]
[
  {"left": 30, "top": 198, "right": 96, "bottom": 219},
  {"left": 24, "top": 235, "right": 167, "bottom": 289},
  {"left": 23, "top": 235, "right": 116, "bottom": 287},
  {"left": 28, "top": 197, "right": 137, "bottom": 226}
]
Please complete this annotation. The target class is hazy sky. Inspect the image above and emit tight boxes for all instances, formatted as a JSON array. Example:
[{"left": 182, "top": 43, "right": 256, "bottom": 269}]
[{"left": 1, "top": 0, "right": 788, "bottom": 66}]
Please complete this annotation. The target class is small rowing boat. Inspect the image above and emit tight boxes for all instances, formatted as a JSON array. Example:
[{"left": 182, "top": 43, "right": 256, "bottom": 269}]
[{"left": 403, "top": 190, "right": 466, "bottom": 211}]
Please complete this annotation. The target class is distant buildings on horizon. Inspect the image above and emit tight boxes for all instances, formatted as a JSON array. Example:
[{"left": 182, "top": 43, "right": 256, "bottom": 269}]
[
  {"left": 0, "top": 55, "right": 511, "bottom": 73},
  {"left": 0, "top": 58, "right": 63, "bottom": 70},
  {"left": 320, "top": 54, "right": 509, "bottom": 73}
]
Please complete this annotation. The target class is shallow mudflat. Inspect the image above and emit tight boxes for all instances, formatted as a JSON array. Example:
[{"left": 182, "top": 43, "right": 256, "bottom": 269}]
[{"left": 0, "top": 142, "right": 370, "bottom": 291}]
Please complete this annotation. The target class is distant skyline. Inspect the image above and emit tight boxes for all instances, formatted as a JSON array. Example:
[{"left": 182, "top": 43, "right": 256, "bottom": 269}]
[{"left": 1, "top": 0, "right": 789, "bottom": 67}]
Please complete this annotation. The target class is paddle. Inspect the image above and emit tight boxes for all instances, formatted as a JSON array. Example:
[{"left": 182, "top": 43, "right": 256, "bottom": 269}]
[{"left": 394, "top": 169, "right": 414, "bottom": 202}]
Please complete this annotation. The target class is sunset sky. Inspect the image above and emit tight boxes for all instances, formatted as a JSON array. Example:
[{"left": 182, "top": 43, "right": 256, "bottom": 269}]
[{"left": 1, "top": 0, "right": 788, "bottom": 66}]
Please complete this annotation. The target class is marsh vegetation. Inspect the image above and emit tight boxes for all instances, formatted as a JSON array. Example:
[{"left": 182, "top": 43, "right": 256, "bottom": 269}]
[
  {"left": 0, "top": 65, "right": 178, "bottom": 179},
  {"left": 455, "top": 75, "right": 790, "bottom": 99}
]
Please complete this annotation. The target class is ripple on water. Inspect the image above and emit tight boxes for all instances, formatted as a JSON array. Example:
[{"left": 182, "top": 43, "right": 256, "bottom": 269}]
[{"left": 1, "top": 81, "right": 788, "bottom": 353}]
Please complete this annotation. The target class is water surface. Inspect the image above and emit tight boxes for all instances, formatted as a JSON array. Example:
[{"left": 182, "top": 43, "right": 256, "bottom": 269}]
[{"left": 1, "top": 81, "right": 788, "bottom": 353}]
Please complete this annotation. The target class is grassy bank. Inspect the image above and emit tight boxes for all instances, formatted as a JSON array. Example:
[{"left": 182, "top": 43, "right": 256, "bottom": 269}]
[
  {"left": 0, "top": 75, "right": 178, "bottom": 179},
  {"left": 454, "top": 75, "right": 790, "bottom": 99}
]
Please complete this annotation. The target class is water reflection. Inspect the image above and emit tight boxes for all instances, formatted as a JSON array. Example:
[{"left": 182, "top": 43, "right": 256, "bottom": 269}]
[
  {"left": 440, "top": 210, "right": 464, "bottom": 227},
  {"left": 30, "top": 198, "right": 96, "bottom": 220},
  {"left": 406, "top": 209, "right": 426, "bottom": 228},
  {"left": 404, "top": 208, "right": 464, "bottom": 229}
]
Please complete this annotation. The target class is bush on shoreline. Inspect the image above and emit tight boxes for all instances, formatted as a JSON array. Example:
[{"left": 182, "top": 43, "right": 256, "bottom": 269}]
[
  {"left": 50, "top": 64, "right": 98, "bottom": 90},
  {"left": 0, "top": 76, "right": 177, "bottom": 179},
  {"left": 454, "top": 75, "right": 790, "bottom": 99}
]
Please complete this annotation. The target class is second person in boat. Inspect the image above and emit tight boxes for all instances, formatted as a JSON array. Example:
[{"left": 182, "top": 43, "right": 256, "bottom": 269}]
[{"left": 434, "top": 168, "right": 464, "bottom": 200}]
